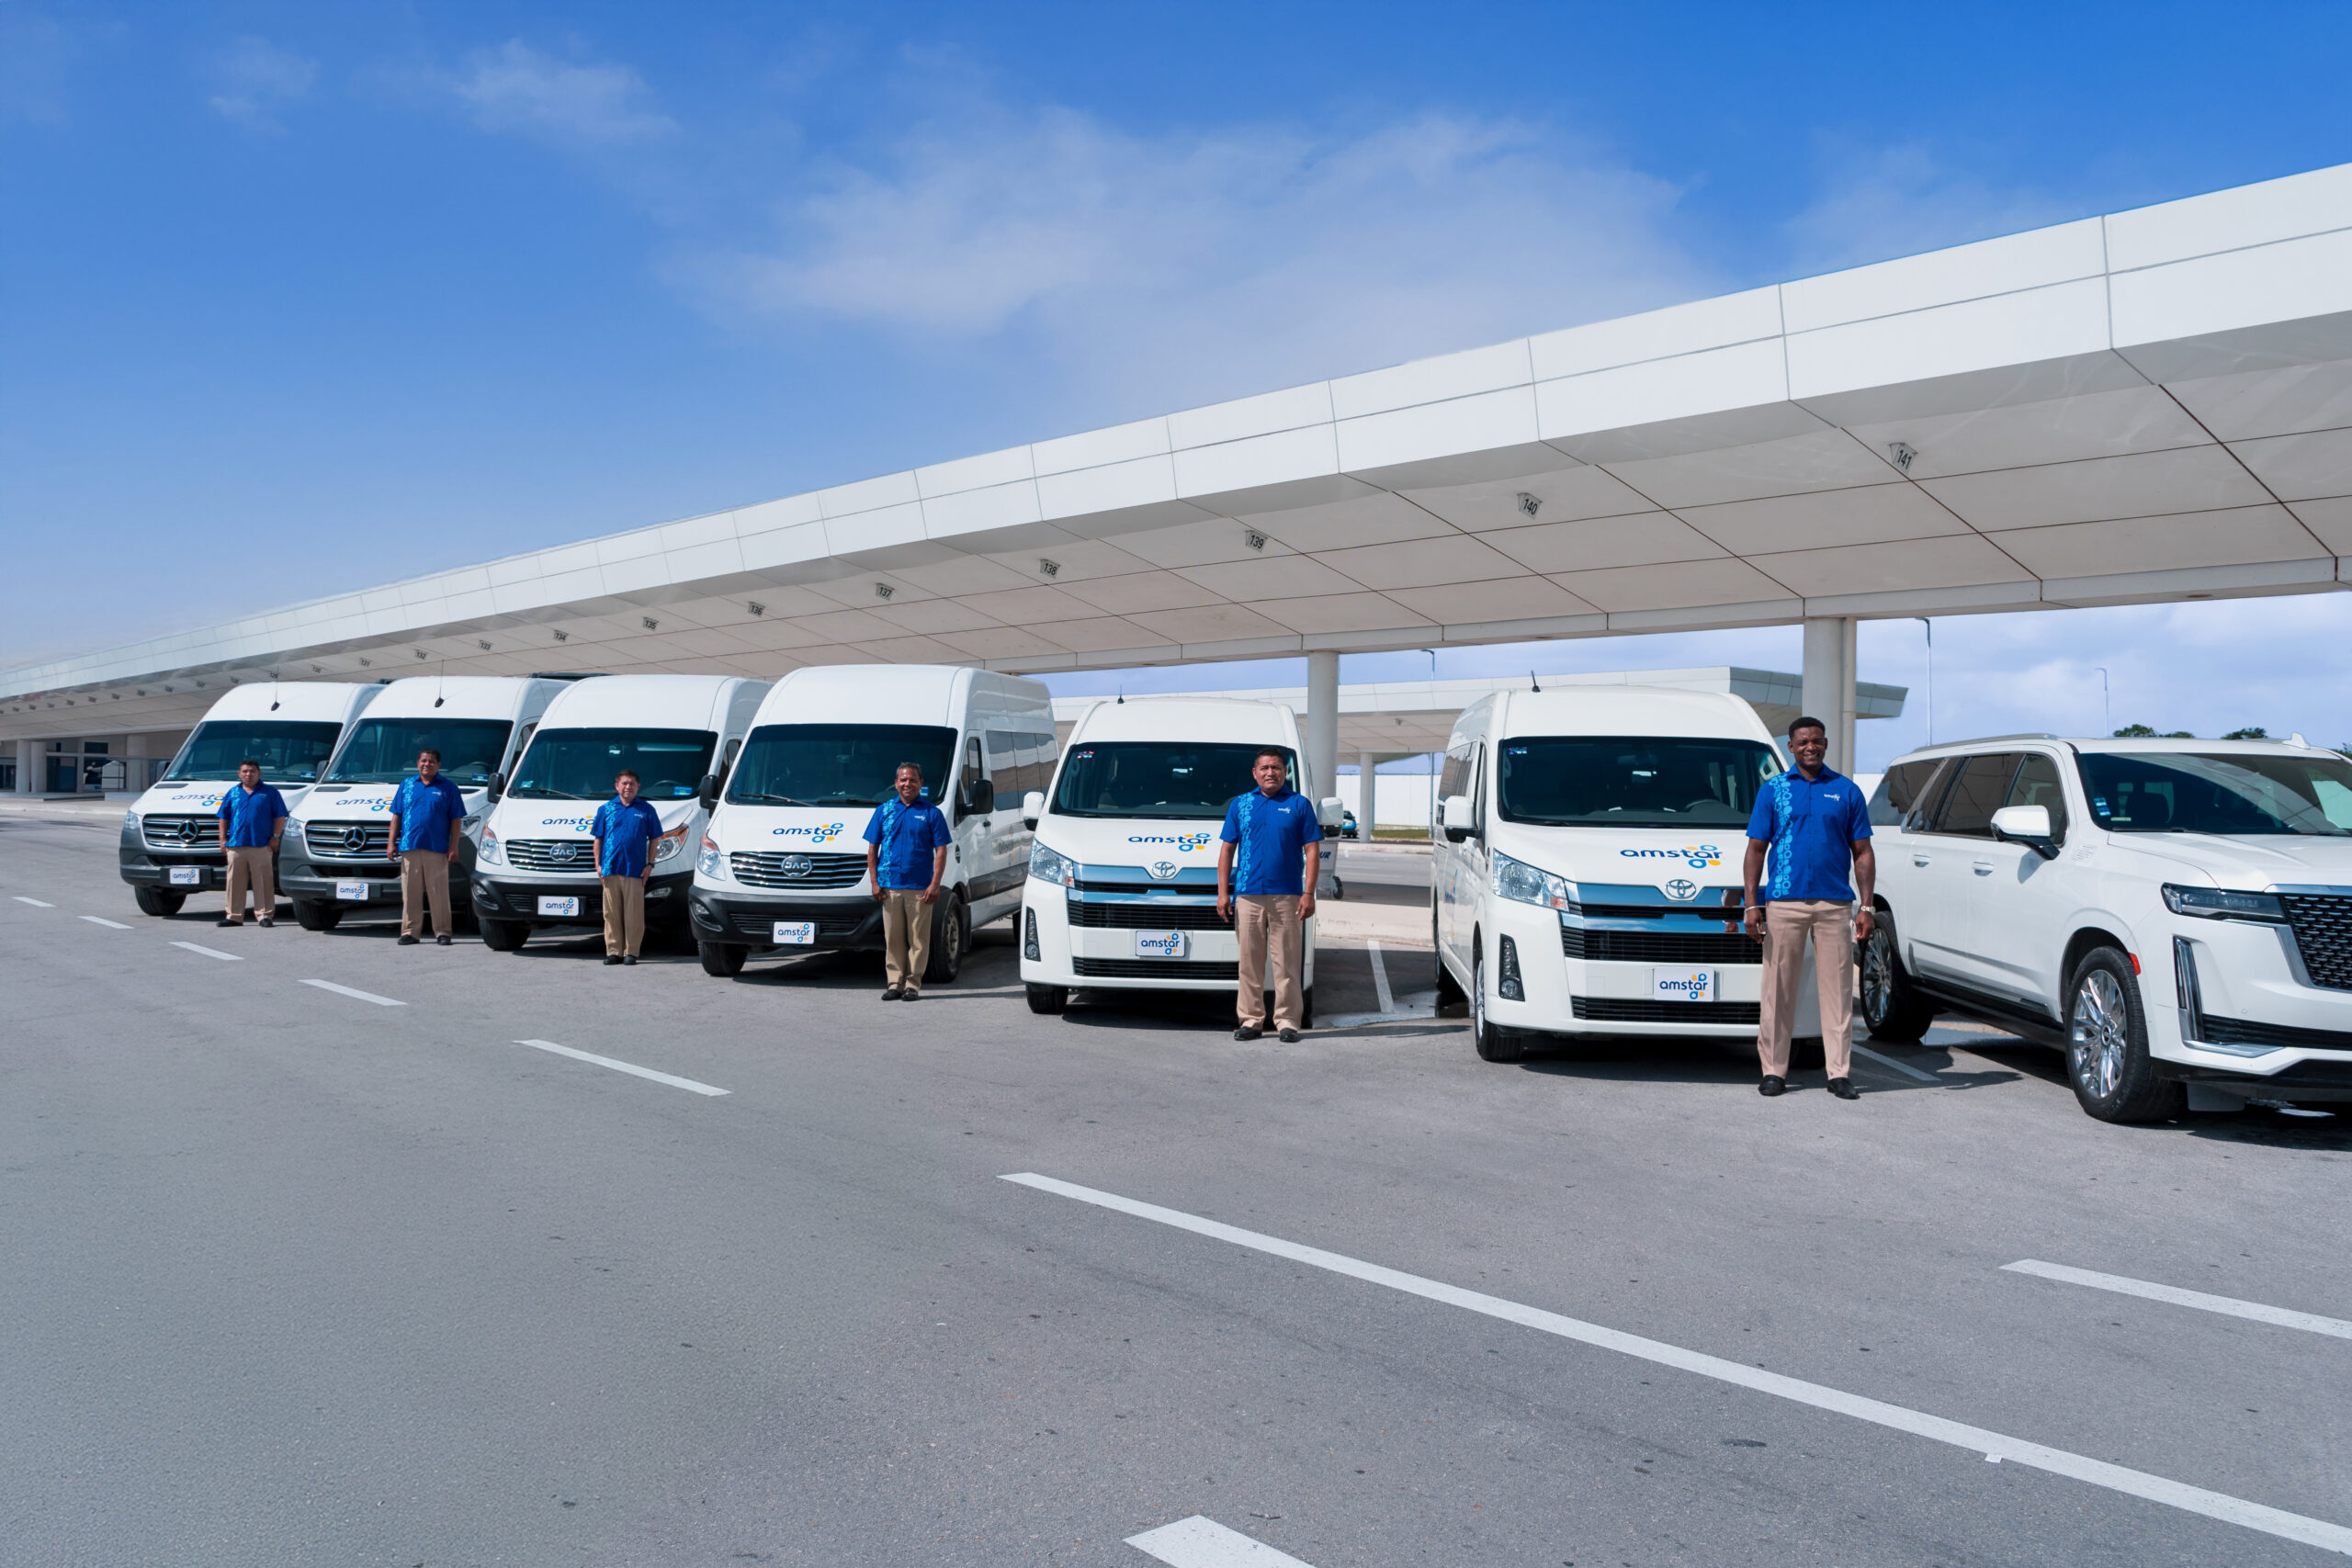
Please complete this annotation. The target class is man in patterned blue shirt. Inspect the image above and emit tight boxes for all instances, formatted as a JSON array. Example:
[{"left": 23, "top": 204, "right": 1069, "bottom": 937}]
[
  {"left": 1216, "top": 747, "right": 1322, "bottom": 1043},
  {"left": 1741, "top": 716, "right": 1876, "bottom": 1100}
]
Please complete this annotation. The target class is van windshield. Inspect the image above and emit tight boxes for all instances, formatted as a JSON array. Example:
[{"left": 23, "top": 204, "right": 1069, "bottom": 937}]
[
  {"left": 2077, "top": 750, "right": 2352, "bottom": 836},
  {"left": 324, "top": 718, "right": 514, "bottom": 786},
  {"left": 728, "top": 724, "right": 957, "bottom": 807},
  {"left": 1496, "top": 736, "right": 1781, "bottom": 828},
  {"left": 508, "top": 728, "right": 716, "bottom": 801},
  {"left": 164, "top": 720, "right": 345, "bottom": 784},
  {"left": 1052, "top": 741, "right": 1295, "bottom": 819}
]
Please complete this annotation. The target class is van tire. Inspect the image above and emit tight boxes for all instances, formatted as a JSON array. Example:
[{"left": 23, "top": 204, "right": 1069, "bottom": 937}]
[
  {"left": 924, "top": 894, "right": 967, "bottom": 985},
  {"left": 699, "top": 941, "right": 748, "bottom": 977},
  {"left": 134, "top": 886, "right": 185, "bottom": 918},
  {"left": 2064, "top": 946, "right": 2184, "bottom": 1123},
  {"left": 1472, "top": 942, "right": 1523, "bottom": 1064},
  {"left": 1860, "top": 920, "right": 1936, "bottom": 1042},
  {"left": 291, "top": 899, "right": 341, "bottom": 932},
  {"left": 1026, "top": 983, "right": 1069, "bottom": 1014},
  {"left": 479, "top": 919, "right": 529, "bottom": 953}
]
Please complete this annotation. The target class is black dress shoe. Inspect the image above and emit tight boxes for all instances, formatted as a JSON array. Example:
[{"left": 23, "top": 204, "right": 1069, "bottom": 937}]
[
  {"left": 1828, "top": 1077, "right": 1860, "bottom": 1100},
  {"left": 622, "top": 955, "right": 638, "bottom": 966},
  {"left": 1758, "top": 1075, "right": 1786, "bottom": 1098},
  {"left": 604, "top": 954, "right": 624, "bottom": 965},
  {"left": 880, "top": 987, "right": 901, "bottom": 1000},
  {"left": 258, "top": 919, "right": 274, "bottom": 928},
  {"left": 1277, "top": 1027, "right": 1300, "bottom": 1043},
  {"left": 435, "top": 933, "right": 452, "bottom": 946},
  {"left": 1233, "top": 1025, "right": 1262, "bottom": 1041},
  {"left": 217, "top": 918, "right": 240, "bottom": 927},
  {"left": 397, "top": 934, "right": 420, "bottom": 946}
]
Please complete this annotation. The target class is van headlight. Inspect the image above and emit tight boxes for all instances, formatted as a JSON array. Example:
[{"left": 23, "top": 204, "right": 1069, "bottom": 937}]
[
  {"left": 2161, "top": 884, "right": 2286, "bottom": 922},
  {"left": 697, "top": 834, "right": 728, "bottom": 880},
  {"left": 1029, "top": 840, "right": 1078, "bottom": 888},
  {"left": 123, "top": 809, "right": 141, "bottom": 835},
  {"left": 1494, "top": 851, "right": 1576, "bottom": 911},
  {"left": 652, "top": 823, "right": 689, "bottom": 863},
  {"left": 479, "top": 825, "right": 503, "bottom": 865}
]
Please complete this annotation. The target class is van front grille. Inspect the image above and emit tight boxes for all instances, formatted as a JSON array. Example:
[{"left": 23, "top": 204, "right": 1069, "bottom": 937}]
[
  {"left": 1068, "top": 897, "right": 1229, "bottom": 930},
  {"left": 1562, "top": 925, "right": 1758, "bottom": 964},
  {"left": 304, "top": 819, "right": 392, "bottom": 859},
  {"left": 729, "top": 851, "right": 866, "bottom": 890},
  {"left": 1571, "top": 997, "right": 1760, "bottom": 1025},
  {"left": 141, "top": 815, "right": 222, "bottom": 852},
  {"left": 1073, "top": 957, "right": 1239, "bottom": 980},
  {"left": 505, "top": 839, "right": 598, "bottom": 873}
]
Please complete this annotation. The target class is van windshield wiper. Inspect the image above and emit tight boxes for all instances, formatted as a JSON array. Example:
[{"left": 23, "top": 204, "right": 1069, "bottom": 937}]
[
  {"left": 732, "top": 792, "right": 812, "bottom": 806},
  {"left": 510, "top": 786, "right": 590, "bottom": 799}
]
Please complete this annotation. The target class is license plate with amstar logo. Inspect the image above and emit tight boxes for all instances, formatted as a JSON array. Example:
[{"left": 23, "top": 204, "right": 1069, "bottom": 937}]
[
  {"left": 167, "top": 866, "right": 203, "bottom": 886},
  {"left": 537, "top": 897, "right": 580, "bottom": 918},
  {"left": 1652, "top": 967, "right": 1714, "bottom": 1003},
  {"left": 1132, "top": 930, "right": 1190, "bottom": 960},
  {"left": 773, "top": 920, "right": 816, "bottom": 945},
  {"left": 334, "top": 880, "right": 369, "bottom": 901}
]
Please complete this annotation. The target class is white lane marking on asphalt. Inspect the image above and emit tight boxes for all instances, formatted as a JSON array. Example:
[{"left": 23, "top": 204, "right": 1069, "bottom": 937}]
[
  {"left": 1127, "top": 1515, "right": 1316, "bottom": 1567},
  {"left": 2004, "top": 1259, "right": 2352, "bottom": 1340},
  {"left": 1004, "top": 1172, "right": 2352, "bottom": 1558},
  {"left": 170, "top": 941, "right": 243, "bottom": 962},
  {"left": 513, "top": 1039, "right": 729, "bottom": 1097},
  {"left": 79, "top": 915, "right": 133, "bottom": 930},
  {"left": 13, "top": 896, "right": 55, "bottom": 907},
  {"left": 300, "top": 978, "right": 407, "bottom": 1008},
  {"left": 1852, "top": 1043, "right": 1939, "bottom": 1083},
  {"left": 1366, "top": 939, "right": 1395, "bottom": 1015}
]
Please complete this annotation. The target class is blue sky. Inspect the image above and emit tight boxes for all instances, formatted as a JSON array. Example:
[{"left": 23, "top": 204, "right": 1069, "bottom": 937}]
[{"left": 5, "top": 1, "right": 2350, "bottom": 765}]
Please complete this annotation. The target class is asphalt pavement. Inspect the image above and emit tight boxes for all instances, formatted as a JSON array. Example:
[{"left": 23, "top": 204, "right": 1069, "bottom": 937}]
[{"left": 5, "top": 803, "right": 2350, "bottom": 1567}]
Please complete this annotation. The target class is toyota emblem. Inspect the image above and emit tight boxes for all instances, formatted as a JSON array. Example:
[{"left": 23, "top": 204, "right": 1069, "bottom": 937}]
[
  {"left": 780, "top": 853, "right": 813, "bottom": 877},
  {"left": 1664, "top": 878, "right": 1700, "bottom": 901},
  {"left": 341, "top": 825, "right": 368, "bottom": 854},
  {"left": 1148, "top": 861, "right": 1179, "bottom": 880}
]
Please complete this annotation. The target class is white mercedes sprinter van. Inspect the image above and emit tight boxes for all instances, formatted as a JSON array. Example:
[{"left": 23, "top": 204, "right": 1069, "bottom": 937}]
[
  {"left": 278, "top": 675, "right": 582, "bottom": 931},
  {"left": 470, "top": 673, "right": 770, "bottom": 953},
  {"left": 119, "top": 682, "right": 385, "bottom": 917},
  {"left": 687, "top": 665, "right": 1057, "bottom": 980},
  {"left": 1432, "top": 686, "right": 1819, "bottom": 1063},
  {"left": 1018, "top": 697, "right": 1340, "bottom": 1018}
]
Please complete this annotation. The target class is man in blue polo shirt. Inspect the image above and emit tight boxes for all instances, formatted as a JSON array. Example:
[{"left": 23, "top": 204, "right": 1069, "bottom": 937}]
[
  {"left": 1742, "top": 716, "right": 1876, "bottom": 1100},
  {"left": 1216, "top": 747, "right": 1322, "bottom": 1043},
  {"left": 214, "top": 758, "right": 288, "bottom": 928},
  {"left": 591, "top": 768, "right": 664, "bottom": 967},
  {"left": 385, "top": 748, "right": 469, "bottom": 947},
  {"left": 864, "top": 762, "right": 954, "bottom": 1000}
]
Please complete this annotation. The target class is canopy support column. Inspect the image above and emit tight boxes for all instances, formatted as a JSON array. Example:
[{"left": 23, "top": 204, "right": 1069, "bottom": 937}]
[{"left": 1801, "top": 616, "right": 1859, "bottom": 773}]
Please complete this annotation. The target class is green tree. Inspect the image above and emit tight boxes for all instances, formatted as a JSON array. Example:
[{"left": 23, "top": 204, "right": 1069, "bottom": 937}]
[
  {"left": 2111, "top": 724, "right": 2157, "bottom": 738},
  {"left": 2222, "top": 726, "right": 2269, "bottom": 740}
]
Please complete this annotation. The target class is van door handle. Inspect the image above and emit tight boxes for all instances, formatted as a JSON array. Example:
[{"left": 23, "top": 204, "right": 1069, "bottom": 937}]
[
  {"left": 1912, "top": 854, "right": 1930, "bottom": 867},
  {"left": 1972, "top": 860, "right": 1993, "bottom": 875}
]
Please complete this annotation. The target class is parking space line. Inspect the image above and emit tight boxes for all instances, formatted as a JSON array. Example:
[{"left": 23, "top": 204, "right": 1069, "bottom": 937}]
[
  {"left": 13, "top": 896, "right": 55, "bottom": 908},
  {"left": 169, "top": 941, "right": 243, "bottom": 962},
  {"left": 300, "top": 978, "right": 406, "bottom": 1008},
  {"left": 79, "top": 915, "right": 132, "bottom": 930},
  {"left": 1366, "top": 939, "right": 1395, "bottom": 1014},
  {"left": 1852, "top": 1043, "right": 1939, "bottom": 1083},
  {"left": 2004, "top": 1259, "right": 2352, "bottom": 1340},
  {"left": 512, "top": 1039, "right": 729, "bottom": 1097},
  {"left": 1005, "top": 1172, "right": 2352, "bottom": 1557},
  {"left": 1127, "top": 1515, "right": 1316, "bottom": 1566}
]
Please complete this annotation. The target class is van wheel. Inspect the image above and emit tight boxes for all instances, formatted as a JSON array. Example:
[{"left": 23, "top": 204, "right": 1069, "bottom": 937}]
[
  {"left": 699, "top": 942, "right": 748, "bottom": 977},
  {"left": 924, "top": 895, "right": 967, "bottom": 985},
  {"left": 2065, "top": 947, "right": 2185, "bottom": 1123},
  {"left": 1860, "top": 919, "right": 1935, "bottom": 1042},
  {"left": 1472, "top": 942, "right": 1522, "bottom": 1063},
  {"left": 291, "top": 899, "right": 342, "bottom": 932},
  {"left": 133, "top": 886, "right": 185, "bottom": 918},
  {"left": 1026, "top": 983, "right": 1069, "bottom": 1014},
  {"left": 479, "top": 919, "right": 529, "bottom": 953}
]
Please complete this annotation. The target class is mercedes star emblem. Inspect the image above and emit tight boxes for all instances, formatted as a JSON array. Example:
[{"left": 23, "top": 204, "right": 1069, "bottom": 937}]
[
  {"left": 175, "top": 818, "right": 200, "bottom": 844},
  {"left": 342, "top": 825, "right": 368, "bottom": 854}
]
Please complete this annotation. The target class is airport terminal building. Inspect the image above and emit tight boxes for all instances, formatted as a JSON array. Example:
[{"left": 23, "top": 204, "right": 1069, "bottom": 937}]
[{"left": 6, "top": 162, "right": 2348, "bottom": 798}]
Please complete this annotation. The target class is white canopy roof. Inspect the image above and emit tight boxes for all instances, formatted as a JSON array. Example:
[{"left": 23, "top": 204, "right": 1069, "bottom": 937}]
[{"left": 6, "top": 160, "right": 2346, "bottom": 742}]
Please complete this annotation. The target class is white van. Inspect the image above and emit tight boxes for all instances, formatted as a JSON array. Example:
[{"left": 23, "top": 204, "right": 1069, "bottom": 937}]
[
  {"left": 1431, "top": 687, "right": 1820, "bottom": 1063},
  {"left": 469, "top": 674, "right": 770, "bottom": 953},
  {"left": 1018, "top": 697, "right": 1340, "bottom": 1018},
  {"left": 687, "top": 665, "right": 1057, "bottom": 980},
  {"left": 118, "top": 682, "right": 385, "bottom": 917},
  {"left": 278, "top": 675, "right": 583, "bottom": 931}
]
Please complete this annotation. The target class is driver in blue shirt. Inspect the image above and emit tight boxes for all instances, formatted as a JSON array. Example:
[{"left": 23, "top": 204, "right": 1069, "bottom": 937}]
[
  {"left": 592, "top": 769, "right": 664, "bottom": 966},
  {"left": 386, "top": 749, "right": 469, "bottom": 947},
  {"left": 1216, "top": 747, "right": 1322, "bottom": 1043}
]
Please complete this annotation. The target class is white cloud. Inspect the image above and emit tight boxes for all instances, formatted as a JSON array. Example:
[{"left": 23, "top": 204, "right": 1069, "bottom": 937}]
[
  {"left": 682, "top": 104, "right": 1720, "bottom": 409},
  {"left": 447, "top": 39, "right": 673, "bottom": 146},
  {"left": 1779, "top": 141, "right": 2075, "bottom": 278},
  {"left": 207, "top": 36, "right": 317, "bottom": 134}
]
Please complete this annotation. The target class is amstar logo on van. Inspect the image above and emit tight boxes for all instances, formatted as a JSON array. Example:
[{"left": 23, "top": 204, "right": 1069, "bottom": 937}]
[
  {"left": 1126, "top": 832, "right": 1214, "bottom": 852},
  {"left": 1620, "top": 844, "right": 1724, "bottom": 869},
  {"left": 771, "top": 821, "right": 845, "bottom": 843},
  {"left": 537, "top": 817, "right": 595, "bottom": 833}
]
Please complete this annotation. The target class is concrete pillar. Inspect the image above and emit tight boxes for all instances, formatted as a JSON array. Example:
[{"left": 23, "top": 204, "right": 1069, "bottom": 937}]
[
  {"left": 1305, "top": 649, "right": 1340, "bottom": 895},
  {"left": 16, "top": 739, "right": 39, "bottom": 795},
  {"left": 1356, "top": 750, "right": 1375, "bottom": 824},
  {"left": 1800, "top": 616, "right": 1859, "bottom": 773},
  {"left": 126, "top": 731, "right": 150, "bottom": 795}
]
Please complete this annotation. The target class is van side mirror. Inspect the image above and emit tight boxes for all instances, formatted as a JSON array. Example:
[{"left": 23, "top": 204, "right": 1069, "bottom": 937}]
[
  {"left": 1316, "top": 795, "right": 1345, "bottom": 831},
  {"left": 1441, "top": 794, "right": 1476, "bottom": 843},
  {"left": 1022, "top": 789, "right": 1045, "bottom": 829},
  {"left": 487, "top": 771, "right": 505, "bottom": 803},
  {"left": 964, "top": 779, "right": 996, "bottom": 818},
  {"left": 696, "top": 773, "right": 721, "bottom": 810},
  {"left": 1990, "top": 803, "right": 2057, "bottom": 859}
]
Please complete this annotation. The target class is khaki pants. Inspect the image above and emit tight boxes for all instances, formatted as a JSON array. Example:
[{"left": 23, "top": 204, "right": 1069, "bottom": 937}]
[
  {"left": 1758, "top": 899, "right": 1855, "bottom": 1078},
  {"left": 880, "top": 888, "right": 933, "bottom": 991},
  {"left": 224, "top": 845, "right": 275, "bottom": 919},
  {"left": 1235, "top": 893, "right": 1305, "bottom": 1030},
  {"left": 398, "top": 850, "right": 453, "bottom": 938},
  {"left": 601, "top": 874, "right": 646, "bottom": 957}
]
